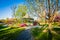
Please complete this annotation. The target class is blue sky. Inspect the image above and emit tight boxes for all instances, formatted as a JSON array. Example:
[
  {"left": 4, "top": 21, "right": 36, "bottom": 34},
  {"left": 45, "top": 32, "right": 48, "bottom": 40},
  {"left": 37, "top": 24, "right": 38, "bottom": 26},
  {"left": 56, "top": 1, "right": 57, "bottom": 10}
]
[
  {"left": 0, "top": 0, "right": 25, "bottom": 19},
  {"left": 0, "top": 0, "right": 60, "bottom": 19}
]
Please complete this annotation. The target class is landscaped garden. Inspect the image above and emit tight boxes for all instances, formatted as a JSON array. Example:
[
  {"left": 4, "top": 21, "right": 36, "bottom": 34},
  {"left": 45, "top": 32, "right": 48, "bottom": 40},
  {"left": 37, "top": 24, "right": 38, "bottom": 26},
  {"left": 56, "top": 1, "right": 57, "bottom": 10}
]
[{"left": 0, "top": 0, "right": 60, "bottom": 40}]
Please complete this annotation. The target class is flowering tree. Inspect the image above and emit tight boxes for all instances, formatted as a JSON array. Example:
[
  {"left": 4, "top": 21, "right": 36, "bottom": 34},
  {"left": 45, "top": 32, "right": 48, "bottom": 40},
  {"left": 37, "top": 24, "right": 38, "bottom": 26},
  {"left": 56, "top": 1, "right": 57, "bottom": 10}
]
[{"left": 26, "top": 0, "right": 60, "bottom": 40}]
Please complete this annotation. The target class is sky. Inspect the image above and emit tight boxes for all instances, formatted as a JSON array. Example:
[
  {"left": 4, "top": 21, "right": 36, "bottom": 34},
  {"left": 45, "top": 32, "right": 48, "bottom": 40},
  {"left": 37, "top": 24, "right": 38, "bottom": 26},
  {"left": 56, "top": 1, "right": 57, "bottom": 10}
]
[
  {"left": 0, "top": 0, "right": 60, "bottom": 19},
  {"left": 0, "top": 0, "right": 25, "bottom": 19}
]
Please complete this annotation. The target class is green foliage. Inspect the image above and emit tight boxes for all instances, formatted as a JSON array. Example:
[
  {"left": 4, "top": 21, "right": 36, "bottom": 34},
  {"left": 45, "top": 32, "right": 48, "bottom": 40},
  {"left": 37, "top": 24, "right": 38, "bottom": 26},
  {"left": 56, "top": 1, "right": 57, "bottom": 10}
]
[
  {"left": 31, "top": 27, "right": 60, "bottom": 40},
  {"left": 15, "top": 5, "right": 27, "bottom": 19},
  {"left": 52, "top": 27, "right": 60, "bottom": 40},
  {"left": 0, "top": 24, "right": 7, "bottom": 29},
  {"left": 53, "top": 27, "right": 60, "bottom": 31},
  {"left": 31, "top": 27, "right": 42, "bottom": 37},
  {"left": 37, "top": 32, "right": 48, "bottom": 40},
  {"left": 31, "top": 26, "right": 47, "bottom": 40}
]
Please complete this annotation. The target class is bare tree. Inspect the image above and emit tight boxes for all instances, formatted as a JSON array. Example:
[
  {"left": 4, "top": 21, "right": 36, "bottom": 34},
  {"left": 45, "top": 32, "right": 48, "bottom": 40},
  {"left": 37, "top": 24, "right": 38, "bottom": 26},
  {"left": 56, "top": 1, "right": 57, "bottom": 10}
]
[
  {"left": 26, "top": 0, "right": 59, "bottom": 40},
  {"left": 11, "top": 5, "right": 17, "bottom": 18}
]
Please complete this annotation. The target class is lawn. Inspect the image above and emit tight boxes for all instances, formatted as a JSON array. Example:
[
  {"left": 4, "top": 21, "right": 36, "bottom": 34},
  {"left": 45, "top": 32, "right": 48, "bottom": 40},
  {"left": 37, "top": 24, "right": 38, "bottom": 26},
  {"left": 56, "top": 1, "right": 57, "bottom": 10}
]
[
  {"left": 0, "top": 23, "right": 60, "bottom": 40},
  {"left": 0, "top": 26, "right": 24, "bottom": 40},
  {"left": 31, "top": 26, "right": 60, "bottom": 40}
]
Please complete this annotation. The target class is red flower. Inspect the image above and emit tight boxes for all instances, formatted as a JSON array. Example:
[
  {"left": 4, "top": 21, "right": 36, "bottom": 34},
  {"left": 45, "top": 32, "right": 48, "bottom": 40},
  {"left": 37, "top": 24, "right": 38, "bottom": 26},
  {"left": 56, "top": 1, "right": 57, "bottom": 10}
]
[{"left": 19, "top": 23, "right": 27, "bottom": 27}]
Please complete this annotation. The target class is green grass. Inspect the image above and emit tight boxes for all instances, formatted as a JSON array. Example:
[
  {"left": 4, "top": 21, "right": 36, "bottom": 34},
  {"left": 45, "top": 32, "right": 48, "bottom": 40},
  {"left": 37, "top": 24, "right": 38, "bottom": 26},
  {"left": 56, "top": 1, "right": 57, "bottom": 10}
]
[
  {"left": 0, "top": 24, "right": 60, "bottom": 40},
  {"left": 31, "top": 27, "right": 60, "bottom": 40},
  {"left": 0, "top": 27, "right": 25, "bottom": 40},
  {"left": 52, "top": 27, "right": 60, "bottom": 40}
]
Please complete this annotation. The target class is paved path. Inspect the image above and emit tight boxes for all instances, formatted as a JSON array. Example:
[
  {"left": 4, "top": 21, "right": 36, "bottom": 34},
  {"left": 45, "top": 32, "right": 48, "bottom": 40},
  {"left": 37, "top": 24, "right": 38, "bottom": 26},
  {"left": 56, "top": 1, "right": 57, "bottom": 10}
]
[
  {"left": 15, "top": 26, "right": 42, "bottom": 40},
  {"left": 15, "top": 29, "right": 34, "bottom": 40}
]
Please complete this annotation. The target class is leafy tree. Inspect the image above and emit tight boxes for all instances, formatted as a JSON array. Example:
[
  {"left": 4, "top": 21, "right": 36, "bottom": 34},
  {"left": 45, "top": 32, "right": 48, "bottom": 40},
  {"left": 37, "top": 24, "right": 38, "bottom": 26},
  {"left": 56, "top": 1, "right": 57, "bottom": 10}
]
[{"left": 15, "top": 5, "right": 27, "bottom": 19}]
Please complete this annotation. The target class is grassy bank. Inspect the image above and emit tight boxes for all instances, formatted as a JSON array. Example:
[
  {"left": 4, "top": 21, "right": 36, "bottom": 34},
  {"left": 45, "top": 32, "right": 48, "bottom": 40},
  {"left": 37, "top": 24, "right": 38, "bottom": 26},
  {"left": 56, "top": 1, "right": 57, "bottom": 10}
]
[{"left": 0, "top": 27, "right": 24, "bottom": 40}]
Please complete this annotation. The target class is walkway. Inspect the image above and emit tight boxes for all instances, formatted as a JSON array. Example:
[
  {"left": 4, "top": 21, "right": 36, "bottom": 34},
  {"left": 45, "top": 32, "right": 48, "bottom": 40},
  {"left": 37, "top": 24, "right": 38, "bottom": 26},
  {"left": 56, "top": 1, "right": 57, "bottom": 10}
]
[
  {"left": 15, "top": 29, "right": 34, "bottom": 40},
  {"left": 15, "top": 25, "right": 41, "bottom": 40}
]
